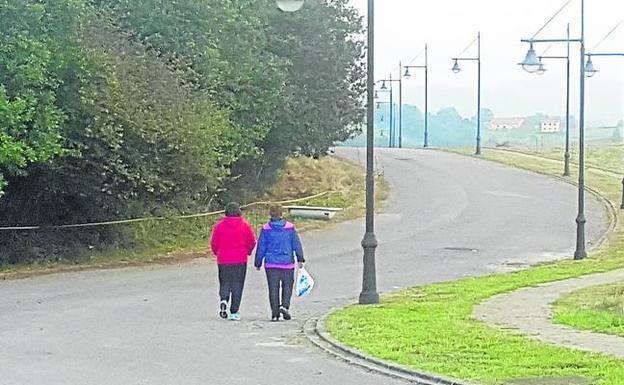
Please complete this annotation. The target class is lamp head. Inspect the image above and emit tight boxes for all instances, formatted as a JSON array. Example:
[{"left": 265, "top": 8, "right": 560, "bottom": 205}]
[
  {"left": 376, "top": 102, "right": 381, "bottom": 109},
  {"left": 519, "top": 43, "right": 540, "bottom": 73},
  {"left": 276, "top": 0, "right": 304, "bottom": 12},
  {"left": 403, "top": 68, "right": 411, "bottom": 78},
  {"left": 380, "top": 80, "right": 387, "bottom": 90},
  {"left": 374, "top": 90, "right": 379, "bottom": 99},
  {"left": 585, "top": 56, "right": 598, "bottom": 77},
  {"left": 451, "top": 60, "right": 461, "bottom": 74},
  {"left": 536, "top": 59, "right": 547, "bottom": 75}
]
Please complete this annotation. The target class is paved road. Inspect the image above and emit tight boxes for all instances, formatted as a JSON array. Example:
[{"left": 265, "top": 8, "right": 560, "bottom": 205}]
[{"left": 0, "top": 148, "right": 608, "bottom": 385}]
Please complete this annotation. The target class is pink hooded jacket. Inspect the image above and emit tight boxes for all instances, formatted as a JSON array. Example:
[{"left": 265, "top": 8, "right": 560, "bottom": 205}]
[{"left": 210, "top": 216, "right": 256, "bottom": 265}]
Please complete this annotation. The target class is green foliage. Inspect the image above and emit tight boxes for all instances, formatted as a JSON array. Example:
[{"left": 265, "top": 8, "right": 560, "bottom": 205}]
[
  {"left": 0, "top": 1, "right": 72, "bottom": 195},
  {"left": 0, "top": 0, "right": 366, "bottom": 264},
  {"left": 267, "top": 0, "right": 366, "bottom": 156}
]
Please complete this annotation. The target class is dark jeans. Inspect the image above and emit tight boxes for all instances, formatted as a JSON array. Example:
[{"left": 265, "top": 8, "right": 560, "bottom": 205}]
[
  {"left": 265, "top": 268, "right": 295, "bottom": 317},
  {"left": 218, "top": 264, "right": 247, "bottom": 314}
]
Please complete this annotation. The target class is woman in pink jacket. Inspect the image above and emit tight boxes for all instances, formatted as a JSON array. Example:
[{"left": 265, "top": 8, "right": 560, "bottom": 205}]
[{"left": 210, "top": 202, "right": 256, "bottom": 321}]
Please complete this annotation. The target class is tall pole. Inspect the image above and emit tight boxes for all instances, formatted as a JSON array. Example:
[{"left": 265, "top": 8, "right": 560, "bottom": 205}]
[
  {"left": 360, "top": 0, "right": 379, "bottom": 305},
  {"left": 564, "top": 24, "right": 571, "bottom": 177},
  {"left": 399, "top": 61, "right": 403, "bottom": 148},
  {"left": 476, "top": 32, "right": 482, "bottom": 155},
  {"left": 424, "top": 44, "right": 429, "bottom": 148},
  {"left": 389, "top": 76, "right": 394, "bottom": 148},
  {"left": 621, "top": 177, "right": 624, "bottom": 209},
  {"left": 574, "top": 0, "right": 587, "bottom": 260}
]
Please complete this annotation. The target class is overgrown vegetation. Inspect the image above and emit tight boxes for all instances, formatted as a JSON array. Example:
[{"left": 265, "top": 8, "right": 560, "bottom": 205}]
[
  {"left": 0, "top": 155, "right": 387, "bottom": 278},
  {"left": 327, "top": 148, "right": 624, "bottom": 385},
  {"left": 0, "top": 0, "right": 366, "bottom": 264},
  {"left": 554, "top": 282, "right": 624, "bottom": 338}
]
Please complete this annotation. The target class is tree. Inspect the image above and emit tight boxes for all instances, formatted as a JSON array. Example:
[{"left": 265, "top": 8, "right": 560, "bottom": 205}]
[{"left": 0, "top": 1, "right": 77, "bottom": 195}]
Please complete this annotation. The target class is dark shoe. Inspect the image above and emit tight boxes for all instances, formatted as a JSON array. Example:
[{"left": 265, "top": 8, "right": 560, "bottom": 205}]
[
  {"left": 219, "top": 301, "right": 228, "bottom": 319},
  {"left": 271, "top": 315, "right": 280, "bottom": 322},
  {"left": 280, "top": 306, "right": 291, "bottom": 321}
]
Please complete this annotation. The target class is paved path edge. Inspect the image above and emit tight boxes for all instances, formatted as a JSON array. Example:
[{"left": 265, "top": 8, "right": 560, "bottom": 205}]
[{"left": 302, "top": 311, "right": 472, "bottom": 385}]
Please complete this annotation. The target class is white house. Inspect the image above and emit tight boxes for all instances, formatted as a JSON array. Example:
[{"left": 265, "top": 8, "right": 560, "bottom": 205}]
[
  {"left": 488, "top": 118, "right": 525, "bottom": 131},
  {"left": 540, "top": 120, "right": 561, "bottom": 133}
]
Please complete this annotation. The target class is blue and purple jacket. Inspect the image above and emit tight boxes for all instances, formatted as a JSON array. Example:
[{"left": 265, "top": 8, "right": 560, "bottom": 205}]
[{"left": 254, "top": 218, "right": 305, "bottom": 270}]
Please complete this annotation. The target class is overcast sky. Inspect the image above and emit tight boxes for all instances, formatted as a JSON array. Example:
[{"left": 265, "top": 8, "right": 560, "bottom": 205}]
[{"left": 349, "top": 0, "right": 623, "bottom": 126}]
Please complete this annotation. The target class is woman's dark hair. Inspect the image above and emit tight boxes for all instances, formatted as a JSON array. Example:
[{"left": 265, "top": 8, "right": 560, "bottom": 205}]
[
  {"left": 269, "top": 204, "right": 283, "bottom": 219},
  {"left": 225, "top": 202, "right": 242, "bottom": 217}
]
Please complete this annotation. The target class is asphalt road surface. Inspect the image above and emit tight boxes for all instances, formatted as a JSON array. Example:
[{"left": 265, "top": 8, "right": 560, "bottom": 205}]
[{"left": 0, "top": 148, "right": 608, "bottom": 385}]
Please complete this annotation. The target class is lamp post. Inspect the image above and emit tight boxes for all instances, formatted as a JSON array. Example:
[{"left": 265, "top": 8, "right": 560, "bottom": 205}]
[
  {"left": 375, "top": 87, "right": 393, "bottom": 148},
  {"left": 376, "top": 100, "right": 392, "bottom": 139},
  {"left": 275, "top": 0, "right": 379, "bottom": 304},
  {"left": 524, "top": 25, "right": 572, "bottom": 177},
  {"left": 378, "top": 76, "right": 402, "bottom": 148},
  {"left": 451, "top": 32, "right": 482, "bottom": 155},
  {"left": 360, "top": 0, "right": 379, "bottom": 305},
  {"left": 519, "top": 0, "right": 587, "bottom": 260},
  {"left": 404, "top": 44, "right": 429, "bottom": 148}
]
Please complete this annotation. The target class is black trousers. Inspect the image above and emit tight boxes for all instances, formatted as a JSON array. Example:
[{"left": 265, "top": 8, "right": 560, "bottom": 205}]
[
  {"left": 218, "top": 264, "right": 247, "bottom": 314},
  {"left": 265, "top": 268, "right": 295, "bottom": 317}
]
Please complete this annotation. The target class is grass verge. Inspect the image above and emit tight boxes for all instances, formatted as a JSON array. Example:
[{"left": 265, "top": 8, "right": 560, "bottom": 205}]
[
  {"left": 0, "top": 155, "right": 388, "bottom": 279},
  {"left": 504, "top": 144, "right": 623, "bottom": 174},
  {"left": 554, "top": 282, "right": 624, "bottom": 338},
  {"left": 327, "top": 148, "right": 624, "bottom": 385}
]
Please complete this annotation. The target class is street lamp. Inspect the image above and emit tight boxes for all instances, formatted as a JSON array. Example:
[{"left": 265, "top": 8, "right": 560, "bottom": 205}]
[
  {"left": 451, "top": 59, "right": 461, "bottom": 74},
  {"left": 519, "top": 0, "right": 587, "bottom": 260},
  {"left": 536, "top": 59, "right": 547, "bottom": 75},
  {"left": 276, "top": 0, "right": 304, "bottom": 12},
  {"left": 375, "top": 87, "right": 393, "bottom": 148},
  {"left": 404, "top": 44, "right": 429, "bottom": 148},
  {"left": 451, "top": 32, "right": 482, "bottom": 155},
  {"left": 276, "top": 0, "right": 379, "bottom": 304},
  {"left": 519, "top": 43, "right": 541, "bottom": 73},
  {"left": 360, "top": 0, "right": 379, "bottom": 305},
  {"left": 584, "top": 56, "right": 598, "bottom": 77},
  {"left": 523, "top": 25, "right": 572, "bottom": 177},
  {"left": 378, "top": 76, "right": 401, "bottom": 148}
]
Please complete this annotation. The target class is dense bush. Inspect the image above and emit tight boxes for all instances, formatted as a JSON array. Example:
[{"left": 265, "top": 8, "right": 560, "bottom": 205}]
[{"left": 0, "top": 0, "right": 366, "bottom": 264}]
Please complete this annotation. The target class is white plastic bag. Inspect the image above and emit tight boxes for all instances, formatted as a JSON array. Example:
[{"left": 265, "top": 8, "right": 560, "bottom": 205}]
[{"left": 295, "top": 266, "right": 315, "bottom": 297}]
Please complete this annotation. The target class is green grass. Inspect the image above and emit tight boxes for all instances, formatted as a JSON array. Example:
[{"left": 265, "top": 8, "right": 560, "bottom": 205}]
[
  {"left": 327, "top": 147, "right": 624, "bottom": 385},
  {"left": 518, "top": 144, "right": 623, "bottom": 174},
  {"left": 0, "top": 155, "right": 387, "bottom": 279},
  {"left": 554, "top": 282, "right": 624, "bottom": 338}
]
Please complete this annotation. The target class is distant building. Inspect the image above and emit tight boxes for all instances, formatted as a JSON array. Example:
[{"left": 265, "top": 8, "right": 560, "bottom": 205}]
[
  {"left": 540, "top": 120, "right": 561, "bottom": 133},
  {"left": 488, "top": 117, "right": 525, "bottom": 131}
]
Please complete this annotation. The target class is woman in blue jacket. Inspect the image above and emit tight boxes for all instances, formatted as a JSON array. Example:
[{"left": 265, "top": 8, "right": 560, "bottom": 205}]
[{"left": 255, "top": 204, "right": 305, "bottom": 321}]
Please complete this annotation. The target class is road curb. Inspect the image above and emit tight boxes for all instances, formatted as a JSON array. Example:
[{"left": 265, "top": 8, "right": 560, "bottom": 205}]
[{"left": 303, "top": 312, "right": 472, "bottom": 385}]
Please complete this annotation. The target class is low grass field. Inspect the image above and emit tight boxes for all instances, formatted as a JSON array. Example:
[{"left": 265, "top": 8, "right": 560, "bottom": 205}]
[{"left": 554, "top": 282, "right": 624, "bottom": 338}]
